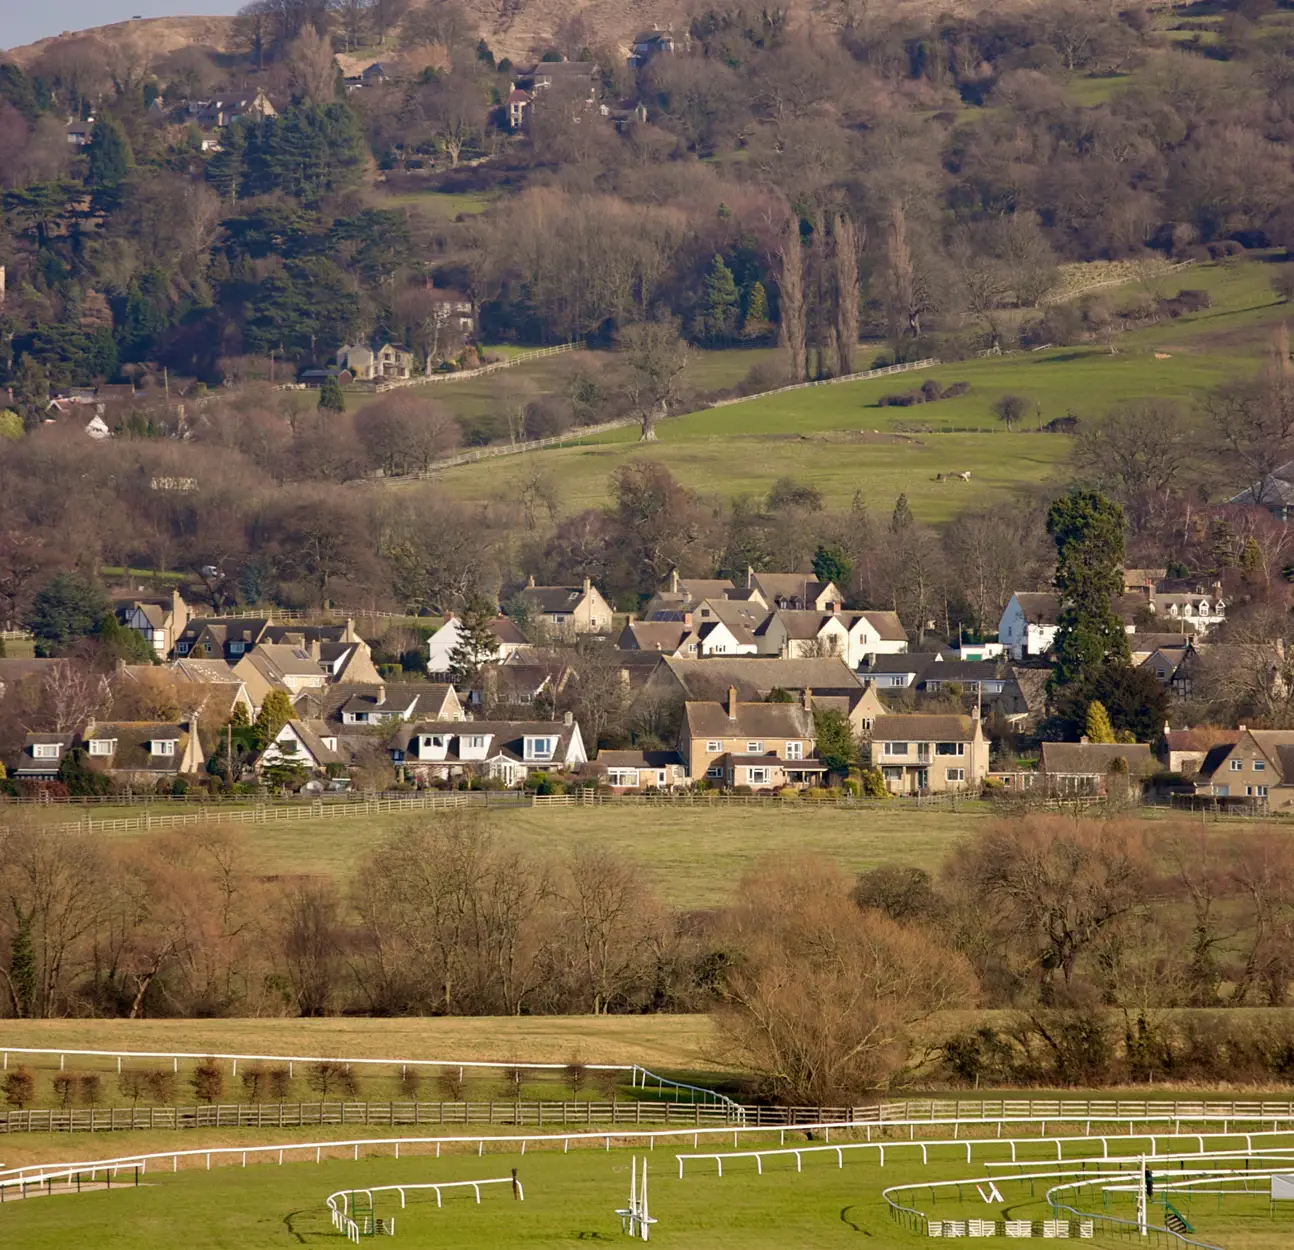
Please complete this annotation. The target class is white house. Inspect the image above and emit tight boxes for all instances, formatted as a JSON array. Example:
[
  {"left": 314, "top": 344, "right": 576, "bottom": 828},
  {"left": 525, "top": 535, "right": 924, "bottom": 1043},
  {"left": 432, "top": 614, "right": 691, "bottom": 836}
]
[
  {"left": 754, "top": 608, "right": 908, "bottom": 670},
  {"left": 257, "top": 719, "right": 343, "bottom": 776},
  {"left": 1147, "top": 592, "right": 1226, "bottom": 635},
  {"left": 387, "top": 715, "right": 586, "bottom": 787},
  {"left": 999, "top": 592, "right": 1063, "bottom": 661},
  {"left": 845, "top": 611, "right": 909, "bottom": 665},
  {"left": 426, "top": 616, "right": 528, "bottom": 676}
]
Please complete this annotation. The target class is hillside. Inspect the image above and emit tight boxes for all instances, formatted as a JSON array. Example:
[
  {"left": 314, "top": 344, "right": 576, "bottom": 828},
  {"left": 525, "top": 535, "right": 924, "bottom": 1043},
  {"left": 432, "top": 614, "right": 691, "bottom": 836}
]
[{"left": 2, "top": 0, "right": 1051, "bottom": 65}]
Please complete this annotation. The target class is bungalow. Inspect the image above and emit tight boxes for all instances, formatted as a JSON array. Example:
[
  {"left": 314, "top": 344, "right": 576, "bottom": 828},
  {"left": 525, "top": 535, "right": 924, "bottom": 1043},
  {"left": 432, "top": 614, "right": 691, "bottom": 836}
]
[
  {"left": 81, "top": 720, "right": 206, "bottom": 782},
  {"left": 679, "top": 688, "right": 827, "bottom": 788},
  {"left": 426, "top": 615, "right": 528, "bottom": 677},
  {"left": 1038, "top": 740, "right": 1156, "bottom": 796},
  {"left": 596, "top": 749, "right": 688, "bottom": 791},
  {"left": 387, "top": 714, "right": 587, "bottom": 787},
  {"left": 869, "top": 714, "right": 990, "bottom": 794},
  {"left": 257, "top": 719, "right": 343, "bottom": 777},
  {"left": 515, "top": 576, "right": 614, "bottom": 635},
  {"left": 306, "top": 681, "right": 464, "bottom": 728}
]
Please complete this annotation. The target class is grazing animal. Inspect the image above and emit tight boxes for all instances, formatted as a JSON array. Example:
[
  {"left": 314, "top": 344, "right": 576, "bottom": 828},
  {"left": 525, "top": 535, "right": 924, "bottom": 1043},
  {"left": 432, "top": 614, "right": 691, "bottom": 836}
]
[
  {"left": 957, "top": 471, "right": 971, "bottom": 481},
  {"left": 934, "top": 473, "right": 945, "bottom": 481}
]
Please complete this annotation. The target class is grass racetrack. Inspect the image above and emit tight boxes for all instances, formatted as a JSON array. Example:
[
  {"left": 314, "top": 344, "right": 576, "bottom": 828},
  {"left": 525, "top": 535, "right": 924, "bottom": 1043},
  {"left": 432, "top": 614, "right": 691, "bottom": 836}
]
[{"left": 6, "top": 1125, "right": 1294, "bottom": 1248}]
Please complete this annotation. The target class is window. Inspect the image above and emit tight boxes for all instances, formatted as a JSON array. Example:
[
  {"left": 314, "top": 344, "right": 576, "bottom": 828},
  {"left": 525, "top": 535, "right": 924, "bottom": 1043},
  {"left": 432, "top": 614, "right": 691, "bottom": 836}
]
[
  {"left": 464, "top": 735, "right": 485, "bottom": 749},
  {"left": 935, "top": 742, "right": 965, "bottom": 756},
  {"left": 747, "top": 767, "right": 769, "bottom": 785},
  {"left": 1247, "top": 785, "right": 1269, "bottom": 798},
  {"left": 706, "top": 765, "right": 723, "bottom": 778},
  {"left": 786, "top": 741, "right": 803, "bottom": 760},
  {"left": 1254, "top": 759, "right": 1266, "bottom": 771},
  {"left": 151, "top": 740, "right": 176, "bottom": 756},
  {"left": 608, "top": 769, "right": 639, "bottom": 787},
  {"left": 1230, "top": 759, "right": 1243, "bottom": 771},
  {"left": 177, "top": 641, "right": 190, "bottom": 654},
  {"left": 746, "top": 741, "right": 764, "bottom": 754},
  {"left": 706, "top": 740, "right": 723, "bottom": 753},
  {"left": 32, "top": 743, "right": 60, "bottom": 759},
  {"left": 228, "top": 641, "right": 245, "bottom": 654},
  {"left": 528, "top": 737, "right": 555, "bottom": 757},
  {"left": 946, "top": 768, "right": 965, "bottom": 782},
  {"left": 885, "top": 742, "right": 910, "bottom": 756},
  {"left": 1215, "top": 785, "right": 1230, "bottom": 797},
  {"left": 863, "top": 718, "right": 874, "bottom": 732},
  {"left": 1156, "top": 669, "right": 1167, "bottom": 679},
  {"left": 88, "top": 739, "right": 114, "bottom": 757},
  {"left": 279, "top": 739, "right": 297, "bottom": 754}
]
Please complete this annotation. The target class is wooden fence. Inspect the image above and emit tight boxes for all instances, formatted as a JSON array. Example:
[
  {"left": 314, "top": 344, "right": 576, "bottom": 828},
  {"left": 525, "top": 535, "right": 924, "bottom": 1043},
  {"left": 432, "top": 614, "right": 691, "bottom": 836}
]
[{"left": 704, "top": 357, "right": 939, "bottom": 410}]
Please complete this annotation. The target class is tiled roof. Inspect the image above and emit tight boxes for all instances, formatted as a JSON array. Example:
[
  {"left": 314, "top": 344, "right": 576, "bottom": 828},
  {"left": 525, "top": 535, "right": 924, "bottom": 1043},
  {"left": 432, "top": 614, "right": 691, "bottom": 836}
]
[
  {"left": 1039, "top": 741, "right": 1155, "bottom": 776},
  {"left": 521, "top": 585, "right": 593, "bottom": 614},
  {"left": 765, "top": 610, "right": 839, "bottom": 640},
  {"left": 681, "top": 701, "right": 815, "bottom": 739},
  {"left": 596, "top": 749, "right": 685, "bottom": 768},
  {"left": 1012, "top": 592, "right": 1061, "bottom": 624},
  {"left": 658, "top": 657, "right": 863, "bottom": 700},
  {"left": 872, "top": 714, "right": 979, "bottom": 742},
  {"left": 852, "top": 610, "right": 906, "bottom": 641},
  {"left": 82, "top": 722, "right": 196, "bottom": 774}
]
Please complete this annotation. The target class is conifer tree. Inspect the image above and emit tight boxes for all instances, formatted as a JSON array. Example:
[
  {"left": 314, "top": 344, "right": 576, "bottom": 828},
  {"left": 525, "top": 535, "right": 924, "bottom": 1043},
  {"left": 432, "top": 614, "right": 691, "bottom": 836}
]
[
  {"left": 448, "top": 597, "right": 501, "bottom": 686},
  {"left": 1084, "top": 700, "right": 1115, "bottom": 743},
  {"left": 318, "top": 375, "right": 345, "bottom": 413},
  {"left": 254, "top": 690, "right": 295, "bottom": 746},
  {"left": 745, "top": 280, "right": 768, "bottom": 327},
  {"left": 703, "top": 254, "right": 739, "bottom": 342}
]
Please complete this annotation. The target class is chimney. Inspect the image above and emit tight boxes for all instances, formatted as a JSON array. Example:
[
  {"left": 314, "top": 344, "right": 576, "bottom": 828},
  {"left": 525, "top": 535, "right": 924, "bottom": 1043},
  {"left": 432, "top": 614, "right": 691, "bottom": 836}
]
[
  {"left": 1080, "top": 735, "right": 1089, "bottom": 745},
  {"left": 1239, "top": 723, "right": 1247, "bottom": 732},
  {"left": 564, "top": 710, "right": 573, "bottom": 726},
  {"left": 727, "top": 685, "right": 738, "bottom": 720},
  {"left": 682, "top": 612, "right": 692, "bottom": 627},
  {"left": 803, "top": 686, "right": 813, "bottom": 711},
  {"left": 376, "top": 682, "right": 386, "bottom": 703},
  {"left": 670, "top": 569, "right": 679, "bottom": 594},
  {"left": 583, "top": 577, "right": 591, "bottom": 595},
  {"left": 746, "top": 565, "right": 753, "bottom": 589},
  {"left": 527, "top": 574, "right": 536, "bottom": 588}
]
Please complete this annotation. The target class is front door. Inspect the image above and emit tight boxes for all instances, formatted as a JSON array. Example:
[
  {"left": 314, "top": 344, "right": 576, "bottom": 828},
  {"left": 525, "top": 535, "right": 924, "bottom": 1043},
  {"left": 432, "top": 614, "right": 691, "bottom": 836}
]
[{"left": 917, "top": 768, "right": 928, "bottom": 791}]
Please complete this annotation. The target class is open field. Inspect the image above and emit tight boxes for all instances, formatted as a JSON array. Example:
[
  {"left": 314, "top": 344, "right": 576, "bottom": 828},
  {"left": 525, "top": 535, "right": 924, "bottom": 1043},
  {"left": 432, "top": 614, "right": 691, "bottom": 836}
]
[
  {"left": 434, "top": 255, "right": 1292, "bottom": 518},
  {"left": 3, "top": 1127, "right": 1292, "bottom": 1248},
  {"left": 21, "top": 803, "right": 983, "bottom": 906}
]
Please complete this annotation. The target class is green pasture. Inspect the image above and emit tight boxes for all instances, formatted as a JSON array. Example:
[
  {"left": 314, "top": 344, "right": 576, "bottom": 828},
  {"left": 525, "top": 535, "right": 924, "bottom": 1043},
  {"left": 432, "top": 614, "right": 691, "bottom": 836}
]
[
  {"left": 5, "top": 1127, "right": 1292, "bottom": 1248},
  {"left": 37, "top": 803, "right": 983, "bottom": 907},
  {"left": 378, "top": 188, "right": 496, "bottom": 219}
]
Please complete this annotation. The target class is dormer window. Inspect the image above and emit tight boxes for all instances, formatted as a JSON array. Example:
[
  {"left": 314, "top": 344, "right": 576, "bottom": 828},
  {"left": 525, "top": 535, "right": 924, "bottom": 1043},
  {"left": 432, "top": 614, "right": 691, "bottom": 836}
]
[
  {"left": 32, "top": 743, "right": 60, "bottom": 759},
  {"left": 229, "top": 641, "right": 245, "bottom": 654},
  {"left": 151, "top": 739, "right": 176, "bottom": 756},
  {"left": 88, "top": 739, "right": 115, "bottom": 756}
]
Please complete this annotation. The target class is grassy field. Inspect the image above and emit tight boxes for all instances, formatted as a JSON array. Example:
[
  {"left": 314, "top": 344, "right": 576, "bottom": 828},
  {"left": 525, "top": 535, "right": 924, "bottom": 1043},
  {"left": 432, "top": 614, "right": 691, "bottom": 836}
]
[
  {"left": 34, "top": 803, "right": 981, "bottom": 907},
  {"left": 432, "top": 255, "right": 1291, "bottom": 519},
  {"left": 3, "top": 1129, "right": 1290, "bottom": 1248}
]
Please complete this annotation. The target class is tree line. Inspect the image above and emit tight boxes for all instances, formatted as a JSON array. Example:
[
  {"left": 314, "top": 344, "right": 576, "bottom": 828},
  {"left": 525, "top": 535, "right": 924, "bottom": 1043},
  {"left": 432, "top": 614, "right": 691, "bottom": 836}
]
[{"left": 9, "top": 811, "right": 1294, "bottom": 1104}]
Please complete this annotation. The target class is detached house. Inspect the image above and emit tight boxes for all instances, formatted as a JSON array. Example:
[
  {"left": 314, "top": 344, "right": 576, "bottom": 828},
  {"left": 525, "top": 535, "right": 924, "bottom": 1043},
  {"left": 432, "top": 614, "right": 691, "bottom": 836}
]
[
  {"left": 257, "top": 720, "right": 343, "bottom": 778},
  {"left": 336, "top": 343, "right": 415, "bottom": 381},
  {"left": 1192, "top": 728, "right": 1294, "bottom": 808},
  {"left": 115, "top": 589, "right": 190, "bottom": 657},
  {"left": 596, "top": 749, "right": 688, "bottom": 791},
  {"left": 387, "top": 714, "right": 586, "bottom": 787},
  {"left": 426, "top": 615, "right": 528, "bottom": 677},
  {"left": 516, "top": 576, "right": 614, "bottom": 635},
  {"left": 679, "top": 688, "right": 828, "bottom": 789},
  {"left": 749, "top": 572, "right": 842, "bottom": 612},
  {"left": 81, "top": 720, "right": 206, "bottom": 783},
  {"left": 1039, "top": 741, "right": 1156, "bottom": 797},
  {"left": 869, "top": 714, "right": 989, "bottom": 794},
  {"left": 14, "top": 733, "right": 74, "bottom": 778}
]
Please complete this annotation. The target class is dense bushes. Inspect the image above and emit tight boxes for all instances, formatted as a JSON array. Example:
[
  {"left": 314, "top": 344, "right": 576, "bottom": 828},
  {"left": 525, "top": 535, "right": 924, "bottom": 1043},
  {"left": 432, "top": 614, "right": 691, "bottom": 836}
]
[{"left": 875, "top": 379, "right": 970, "bottom": 407}]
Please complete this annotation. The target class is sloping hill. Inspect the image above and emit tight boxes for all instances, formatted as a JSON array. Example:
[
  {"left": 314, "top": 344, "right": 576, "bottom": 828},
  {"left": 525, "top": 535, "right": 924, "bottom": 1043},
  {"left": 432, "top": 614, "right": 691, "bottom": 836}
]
[{"left": 3, "top": 15, "right": 236, "bottom": 65}]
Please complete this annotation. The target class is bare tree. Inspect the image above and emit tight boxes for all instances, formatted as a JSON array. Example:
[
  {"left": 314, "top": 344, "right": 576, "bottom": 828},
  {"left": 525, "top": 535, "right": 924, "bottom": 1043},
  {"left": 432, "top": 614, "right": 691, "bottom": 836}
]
[
  {"left": 285, "top": 29, "right": 338, "bottom": 105},
  {"left": 832, "top": 214, "right": 863, "bottom": 376},
  {"left": 881, "top": 201, "right": 922, "bottom": 359},
  {"left": 619, "top": 321, "right": 689, "bottom": 442}
]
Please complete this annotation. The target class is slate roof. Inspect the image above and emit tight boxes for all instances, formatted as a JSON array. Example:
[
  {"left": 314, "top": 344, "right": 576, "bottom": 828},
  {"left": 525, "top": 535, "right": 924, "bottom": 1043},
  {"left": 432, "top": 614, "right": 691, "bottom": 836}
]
[
  {"left": 1163, "top": 728, "right": 1238, "bottom": 754},
  {"left": 82, "top": 722, "right": 197, "bottom": 774},
  {"left": 243, "top": 645, "right": 326, "bottom": 681},
  {"left": 852, "top": 610, "right": 907, "bottom": 641},
  {"left": 520, "top": 584, "right": 595, "bottom": 614},
  {"left": 0, "top": 658, "right": 58, "bottom": 688},
  {"left": 1012, "top": 592, "right": 1062, "bottom": 624},
  {"left": 871, "top": 714, "right": 979, "bottom": 742},
  {"left": 390, "top": 719, "right": 581, "bottom": 764},
  {"left": 752, "top": 574, "right": 836, "bottom": 605},
  {"left": 622, "top": 621, "right": 692, "bottom": 652},
  {"left": 596, "top": 749, "right": 686, "bottom": 769},
  {"left": 1039, "top": 741, "right": 1156, "bottom": 777},
  {"left": 762, "top": 609, "right": 840, "bottom": 640},
  {"left": 656, "top": 656, "right": 864, "bottom": 700},
  {"left": 14, "top": 733, "right": 72, "bottom": 773}
]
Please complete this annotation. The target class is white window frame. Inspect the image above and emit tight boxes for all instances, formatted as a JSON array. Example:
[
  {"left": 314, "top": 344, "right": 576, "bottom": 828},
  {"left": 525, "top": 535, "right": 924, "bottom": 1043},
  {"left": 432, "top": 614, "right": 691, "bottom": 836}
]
[
  {"left": 88, "top": 739, "right": 114, "bottom": 757},
  {"left": 706, "top": 765, "right": 723, "bottom": 778},
  {"left": 1230, "top": 759, "right": 1243, "bottom": 771},
  {"left": 747, "top": 767, "right": 769, "bottom": 785},
  {"left": 885, "top": 742, "right": 910, "bottom": 756},
  {"left": 151, "top": 739, "right": 177, "bottom": 757},
  {"left": 706, "top": 740, "right": 723, "bottom": 753},
  {"left": 527, "top": 737, "right": 555, "bottom": 758},
  {"left": 465, "top": 735, "right": 486, "bottom": 749},
  {"left": 228, "top": 641, "right": 245, "bottom": 654},
  {"left": 946, "top": 768, "right": 965, "bottom": 782},
  {"left": 32, "top": 743, "right": 60, "bottom": 759},
  {"left": 786, "top": 741, "right": 803, "bottom": 760},
  {"left": 746, "top": 741, "right": 763, "bottom": 754},
  {"left": 1254, "top": 759, "right": 1266, "bottom": 771}
]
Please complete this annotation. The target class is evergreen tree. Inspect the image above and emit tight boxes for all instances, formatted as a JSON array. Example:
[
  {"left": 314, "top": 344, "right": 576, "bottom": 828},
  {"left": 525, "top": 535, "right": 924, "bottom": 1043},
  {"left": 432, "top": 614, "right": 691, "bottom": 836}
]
[
  {"left": 812, "top": 708, "right": 857, "bottom": 775},
  {"left": 1047, "top": 489, "right": 1130, "bottom": 687},
  {"left": 96, "top": 613, "right": 157, "bottom": 664},
  {"left": 1085, "top": 700, "right": 1115, "bottom": 743},
  {"left": 9, "top": 921, "right": 36, "bottom": 1019},
  {"left": 28, "top": 571, "right": 110, "bottom": 652},
  {"left": 318, "top": 374, "right": 345, "bottom": 412},
  {"left": 86, "top": 119, "right": 134, "bottom": 211},
  {"left": 703, "top": 254, "right": 739, "bottom": 342},
  {"left": 12, "top": 354, "right": 49, "bottom": 431},
  {"left": 812, "top": 543, "right": 852, "bottom": 591},
  {"left": 890, "top": 493, "right": 914, "bottom": 535},
  {"left": 744, "top": 280, "right": 768, "bottom": 329},
  {"left": 254, "top": 690, "right": 295, "bottom": 746},
  {"left": 448, "top": 597, "right": 501, "bottom": 686}
]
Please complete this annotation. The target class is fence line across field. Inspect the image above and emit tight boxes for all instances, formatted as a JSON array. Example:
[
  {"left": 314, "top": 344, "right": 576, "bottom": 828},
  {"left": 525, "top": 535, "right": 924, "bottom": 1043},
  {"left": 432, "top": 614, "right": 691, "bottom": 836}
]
[
  {"left": 327, "top": 1176, "right": 520, "bottom": 1243},
  {"left": 9, "top": 1117, "right": 1294, "bottom": 1191}
]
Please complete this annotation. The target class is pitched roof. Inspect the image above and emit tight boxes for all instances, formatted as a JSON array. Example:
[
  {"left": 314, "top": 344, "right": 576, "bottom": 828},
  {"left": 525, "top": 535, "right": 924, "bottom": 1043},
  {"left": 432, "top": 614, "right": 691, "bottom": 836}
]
[
  {"left": 693, "top": 598, "right": 769, "bottom": 634},
  {"left": 681, "top": 700, "right": 815, "bottom": 740},
  {"left": 244, "top": 644, "right": 326, "bottom": 681},
  {"left": 751, "top": 573, "right": 836, "bottom": 605},
  {"left": 764, "top": 609, "right": 841, "bottom": 640},
  {"left": 0, "top": 657, "right": 58, "bottom": 687},
  {"left": 82, "top": 721, "right": 199, "bottom": 774},
  {"left": 596, "top": 749, "right": 685, "bottom": 768},
  {"left": 862, "top": 653, "right": 941, "bottom": 677},
  {"left": 657, "top": 656, "right": 864, "bottom": 700},
  {"left": 520, "top": 584, "right": 596, "bottom": 614},
  {"left": 1039, "top": 741, "right": 1156, "bottom": 776},
  {"left": 1011, "top": 592, "right": 1062, "bottom": 624},
  {"left": 390, "top": 719, "right": 581, "bottom": 764},
  {"left": 852, "top": 610, "right": 906, "bottom": 642},
  {"left": 172, "top": 658, "right": 242, "bottom": 683},
  {"left": 281, "top": 719, "right": 342, "bottom": 766},
  {"left": 622, "top": 621, "right": 691, "bottom": 652},
  {"left": 1163, "top": 727, "right": 1238, "bottom": 754},
  {"left": 491, "top": 617, "right": 527, "bottom": 645},
  {"left": 871, "top": 714, "right": 979, "bottom": 742}
]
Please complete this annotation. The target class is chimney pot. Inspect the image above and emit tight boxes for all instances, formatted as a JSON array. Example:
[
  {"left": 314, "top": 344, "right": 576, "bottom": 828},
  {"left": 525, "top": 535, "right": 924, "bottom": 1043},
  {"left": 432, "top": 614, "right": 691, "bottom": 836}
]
[
  {"left": 527, "top": 574, "right": 536, "bottom": 588},
  {"left": 803, "top": 686, "right": 813, "bottom": 711}
]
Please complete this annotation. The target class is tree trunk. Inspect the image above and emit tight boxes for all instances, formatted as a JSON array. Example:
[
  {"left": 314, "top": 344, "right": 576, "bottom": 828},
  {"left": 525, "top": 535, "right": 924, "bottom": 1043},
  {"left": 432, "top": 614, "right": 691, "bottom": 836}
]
[{"left": 833, "top": 214, "right": 863, "bottom": 377}]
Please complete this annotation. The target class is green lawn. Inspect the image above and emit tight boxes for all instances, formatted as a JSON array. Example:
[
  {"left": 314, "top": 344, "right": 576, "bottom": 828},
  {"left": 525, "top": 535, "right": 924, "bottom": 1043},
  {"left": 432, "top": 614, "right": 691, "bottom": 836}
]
[
  {"left": 433, "top": 255, "right": 1291, "bottom": 519},
  {"left": 3, "top": 1128, "right": 1289, "bottom": 1248},
  {"left": 379, "top": 188, "right": 496, "bottom": 219},
  {"left": 65, "top": 804, "right": 981, "bottom": 908}
]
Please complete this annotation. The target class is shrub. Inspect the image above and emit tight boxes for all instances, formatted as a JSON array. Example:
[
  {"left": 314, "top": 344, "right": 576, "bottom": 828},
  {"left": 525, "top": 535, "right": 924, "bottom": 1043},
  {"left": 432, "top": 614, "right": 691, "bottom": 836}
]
[
  {"left": 993, "top": 393, "right": 1031, "bottom": 431},
  {"left": 2, "top": 1067, "right": 35, "bottom": 1109},
  {"left": 943, "top": 381, "right": 971, "bottom": 398},
  {"left": 499, "top": 1065, "right": 525, "bottom": 1100},
  {"left": 267, "top": 1066, "right": 293, "bottom": 1101},
  {"left": 436, "top": 1067, "right": 466, "bottom": 1101},
  {"left": 119, "top": 1070, "right": 151, "bottom": 1109},
  {"left": 53, "top": 1072, "right": 79, "bottom": 1108},
  {"left": 305, "top": 1060, "right": 358, "bottom": 1100},
  {"left": 80, "top": 1073, "right": 102, "bottom": 1105},
  {"left": 241, "top": 1064, "right": 270, "bottom": 1102},
  {"left": 920, "top": 379, "right": 944, "bottom": 402},
  {"left": 192, "top": 1058, "right": 224, "bottom": 1104},
  {"left": 876, "top": 390, "right": 923, "bottom": 407},
  {"left": 398, "top": 1067, "right": 423, "bottom": 1100},
  {"left": 146, "top": 1069, "right": 176, "bottom": 1104},
  {"left": 564, "top": 1060, "right": 588, "bottom": 1098}
]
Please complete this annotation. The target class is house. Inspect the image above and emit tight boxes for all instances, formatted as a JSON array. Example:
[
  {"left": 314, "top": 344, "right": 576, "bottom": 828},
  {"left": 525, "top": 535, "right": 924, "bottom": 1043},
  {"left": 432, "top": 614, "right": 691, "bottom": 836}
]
[
  {"left": 748, "top": 572, "right": 842, "bottom": 612},
  {"left": 316, "top": 639, "right": 383, "bottom": 684},
  {"left": 1159, "top": 726, "right": 1240, "bottom": 777},
  {"left": 175, "top": 617, "right": 272, "bottom": 660},
  {"left": 869, "top": 714, "right": 990, "bottom": 794},
  {"left": 116, "top": 663, "right": 255, "bottom": 724},
  {"left": 81, "top": 720, "right": 206, "bottom": 782},
  {"left": 920, "top": 660, "right": 1032, "bottom": 724},
  {"left": 602, "top": 101, "right": 649, "bottom": 132},
  {"left": 1170, "top": 640, "right": 1287, "bottom": 701},
  {"left": 1191, "top": 728, "right": 1294, "bottom": 807},
  {"left": 999, "top": 592, "right": 1062, "bottom": 661},
  {"left": 515, "top": 576, "right": 614, "bottom": 635},
  {"left": 65, "top": 119, "right": 95, "bottom": 145},
  {"left": 361, "top": 61, "right": 398, "bottom": 86},
  {"left": 475, "top": 660, "right": 570, "bottom": 711},
  {"left": 506, "top": 85, "right": 533, "bottom": 129},
  {"left": 256, "top": 719, "right": 343, "bottom": 777},
  {"left": 642, "top": 570, "right": 739, "bottom": 617},
  {"left": 14, "top": 733, "right": 74, "bottom": 778},
  {"left": 628, "top": 27, "right": 679, "bottom": 67},
  {"left": 387, "top": 714, "right": 587, "bottom": 786},
  {"left": 301, "top": 681, "right": 464, "bottom": 728},
  {"left": 1135, "top": 635, "right": 1193, "bottom": 686},
  {"left": 1038, "top": 740, "right": 1156, "bottom": 796},
  {"left": 618, "top": 618, "right": 700, "bottom": 657},
  {"left": 596, "top": 749, "right": 688, "bottom": 791},
  {"left": 860, "top": 653, "right": 944, "bottom": 691},
  {"left": 679, "top": 688, "right": 828, "bottom": 789},
  {"left": 803, "top": 683, "right": 889, "bottom": 739},
  {"left": 424, "top": 289, "right": 476, "bottom": 337},
  {"left": 426, "top": 615, "right": 528, "bottom": 677},
  {"left": 643, "top": 656, "right": 867, "bottom": 705},
  {"left": 189, "top": 89, "right": 276, "bottom": 130},
  {"left": 1228, "top": 463, "right": 1294, "bottom": 518},
  {"left": 115, "top": 589, "right": 190, "bottom": 658},
  {"left": 848, "top": 612, "right": 909, "bottom": 661},
  {"left": 1144, "top": 590, "right": 1226, "bottom": 636},
  {"left": 336, "top": 342, "right": 415, "bottom": 381},
  {"left": 235, "top": 644, "right": 328, "bottom": 695},
  {"left": 0, "top": 658, "right": 58, "bottom": 698},
  {"left": 755, "top": 609, "right": 850, "bottom": 662}
]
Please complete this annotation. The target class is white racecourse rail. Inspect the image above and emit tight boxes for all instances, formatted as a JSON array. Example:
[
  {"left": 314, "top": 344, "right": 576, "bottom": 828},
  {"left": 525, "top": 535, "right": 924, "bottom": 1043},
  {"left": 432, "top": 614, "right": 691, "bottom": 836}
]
[{"left": 326, "top": 1176, "right": 521, "bottom": 1243}]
